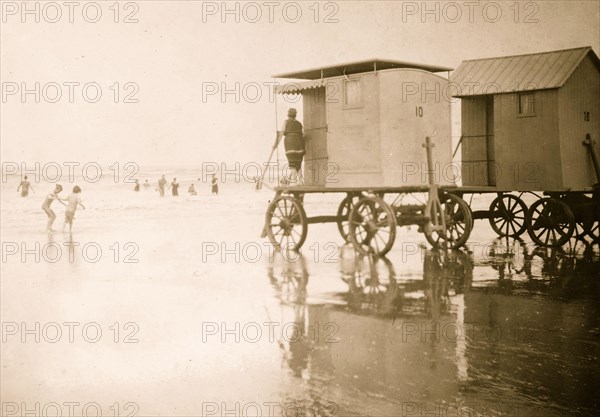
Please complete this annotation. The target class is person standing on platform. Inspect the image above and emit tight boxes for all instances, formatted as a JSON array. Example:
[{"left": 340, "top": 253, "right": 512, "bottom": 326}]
[{"left": 273, "top": 108, "right": 305, "bottom": 186}]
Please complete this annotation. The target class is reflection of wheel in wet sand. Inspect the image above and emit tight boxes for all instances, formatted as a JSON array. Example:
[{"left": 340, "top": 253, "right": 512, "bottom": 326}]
[
  {"left": 344, "top": 253, "right": 397, "bottom": 313},
  {"left": 524, "top": 246, "right": 568, "bottom": 279},
  {"left": 486, "top": 237, "right": 529, "bottom": 275},
  {"left": 267, "top": 250, "right": 308, "bottom": 304}
]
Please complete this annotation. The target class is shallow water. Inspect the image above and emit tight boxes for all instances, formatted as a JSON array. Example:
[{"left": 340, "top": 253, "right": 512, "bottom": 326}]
[{"left": 1, "top": 172, "right": 599, "bottom": 416}]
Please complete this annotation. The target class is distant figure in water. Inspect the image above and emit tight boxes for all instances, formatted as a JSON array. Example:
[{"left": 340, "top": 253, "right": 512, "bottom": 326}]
[
  {"left": 143, "top": 179, "right": 150, "bottom": 189},
  {"left": 157, "top": 175, "right": 167, "bottom": 197},
  {"left": 133, "top": 179, "right": 140, "bottom": 192},
  {"left": 188, "top": 184, "right": 197, "bottom": 195},
  {"left": 211, "top": 174, "right": 219, "bottom": 195},
  {"left": 17, "top": 176, "right": 34, "bottom": 197},
  {"left": 254, "top": 176, "right": 262, "bottom": 190},
  {"left": 42, "top": 184, "right": 66, "bottom": 232},
  {"left": 63, "top": 186, "right": 85, "bottom": 232},
  {"left": 170, "top": 178, "right": 179, "bottom": 196}
]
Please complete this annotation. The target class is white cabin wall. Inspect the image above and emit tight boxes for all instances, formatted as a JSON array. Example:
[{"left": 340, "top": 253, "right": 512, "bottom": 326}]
[
  {"left": 378, "top": 70, "right": 453, "bottom": 186},
  {"left": 325, "top": 73, "right": 383, "bottom": 187}
]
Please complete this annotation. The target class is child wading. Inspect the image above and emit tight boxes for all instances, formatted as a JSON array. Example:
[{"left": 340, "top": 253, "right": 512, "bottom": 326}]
[
  {"left": 42, "top": 184, "right": 66, "bottom": 232},
  {"left": 63, "top": 186, "right": 86, "bottom": 232}
]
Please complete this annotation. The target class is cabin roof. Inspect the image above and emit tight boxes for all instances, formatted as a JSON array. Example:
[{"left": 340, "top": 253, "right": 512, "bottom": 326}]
[
  {"left": 272, "top": 59, "right": 453, "bottom": 80},
  {"left": 451, "top": 46, "right": 600, "bottom": 97}
]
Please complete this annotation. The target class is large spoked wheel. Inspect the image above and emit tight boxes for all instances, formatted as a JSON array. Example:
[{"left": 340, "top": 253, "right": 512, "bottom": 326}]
[
  {"left": 348, "top": 196, "right": 397, "bottom": 256},
  {"left": 424, "top": 194, "right": 473, "bottom": 249},
  {"left": 488, "top": 194, "right": 527, "bottom": 237},
  {"left": 526, "top": 198, "right": 574, "bottom": 247},
  {"left": 337, "top": 194, "right": 361, "bottom": 241},
  {"left": 265, "top": 196, "right": 308, "bottom": 250}
]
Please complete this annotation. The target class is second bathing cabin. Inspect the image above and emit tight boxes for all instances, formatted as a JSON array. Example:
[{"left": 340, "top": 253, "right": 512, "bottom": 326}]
[{"left": 452, "top": 46, "right": 600, "bottom": 191}]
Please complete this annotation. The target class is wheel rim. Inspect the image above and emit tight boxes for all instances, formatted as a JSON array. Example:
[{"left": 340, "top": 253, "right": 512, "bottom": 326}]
[
  {"left": 349, "top": 196, "right": 396, "bottom": 256},
  {"left": 425, "top": 194, "right": 473, "bottom": 249},
  {"left": 265, "top": 196, "right": 307, "bottom": 250},
  {"left": 337, "top": 194, "right": 360, "bottom": 241},
  {"left": 489, "top": 194, "right": 527, "bottom": 237},
  {"left": 526, "top": 198, "right": 574, "bottom": 247},
  {"left": 588, "top": 221, "right": 599, "bottom": 243},
  {"left": 574, "top": 221, "right": 591, "bottom": 240}
]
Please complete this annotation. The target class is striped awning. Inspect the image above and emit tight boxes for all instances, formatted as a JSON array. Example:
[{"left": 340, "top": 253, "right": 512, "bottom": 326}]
[{"left": 275, "top": 79, "right": 327, "bottom": 95}]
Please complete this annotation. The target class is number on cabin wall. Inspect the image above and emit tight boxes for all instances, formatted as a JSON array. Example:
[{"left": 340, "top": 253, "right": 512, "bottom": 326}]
[
  {"left": 416, "top": 106, "right": 424, "bottom": 117},
  {"left": 583, "top": 111, "right": 590, "bottom": 122}
]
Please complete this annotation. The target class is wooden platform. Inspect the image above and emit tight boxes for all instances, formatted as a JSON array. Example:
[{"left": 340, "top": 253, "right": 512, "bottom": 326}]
[
  {"left": 272, "top": 185, "right": 579, "bottom": 194},
  {"left": 272, "top": 184, "right": 495, "bottom": 194},
  {"left": 274, "top": 185, "right": 436, "bottom": 194}
]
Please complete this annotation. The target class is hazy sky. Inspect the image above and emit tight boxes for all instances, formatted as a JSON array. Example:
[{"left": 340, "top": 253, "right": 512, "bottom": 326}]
[{"left": 1, "top": 0, "right": 599, "bottom": 168}]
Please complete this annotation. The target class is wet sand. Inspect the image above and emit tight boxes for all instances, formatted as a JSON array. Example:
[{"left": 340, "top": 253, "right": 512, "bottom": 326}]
[{"left": 2, "top": 182, "right": 599, "bottom": 416}]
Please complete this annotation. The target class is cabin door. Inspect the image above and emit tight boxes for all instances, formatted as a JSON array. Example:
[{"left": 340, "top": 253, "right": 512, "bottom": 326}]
[
  {"left": 461, "top": 95, "right": 495, "bottom": 186},
  {"left": 302, "top": 87, "right": 328, "bottom": 186},
  {"left": 486, "top": 96, "right": 496, "bottom": 186}
]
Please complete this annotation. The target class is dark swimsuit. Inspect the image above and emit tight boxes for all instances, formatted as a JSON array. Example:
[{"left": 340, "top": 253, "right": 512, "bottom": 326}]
[{"left": 283, "top": 118, "right": 305, "bottom": 170}]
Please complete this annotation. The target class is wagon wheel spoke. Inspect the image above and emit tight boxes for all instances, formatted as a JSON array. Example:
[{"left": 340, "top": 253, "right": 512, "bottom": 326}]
[
  {"left": 548, "top": 229, "right": 555, "bottom": 245},
  {"left": 497, "top": 218, "right": 508, "bottom": 233},
  {"left": 587, "top": 221, "right": 599, "bottom": 242},
  {"left": 574, "top": 222, "right": 588, "bottom": 240},
  {"left": 534, "top": 227, "right": 546, "bottom": 239}
]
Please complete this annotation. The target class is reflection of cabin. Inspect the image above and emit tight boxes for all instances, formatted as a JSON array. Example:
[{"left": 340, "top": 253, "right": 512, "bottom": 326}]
[
  {"left": 452, "top": 47, "right": 600, "bottom": 191},
  {"left": 274, "top": 59, "right": 454, "bottom": 187},
  {"left": 306, "top": 305, "right": 460, "bottom": 408}
]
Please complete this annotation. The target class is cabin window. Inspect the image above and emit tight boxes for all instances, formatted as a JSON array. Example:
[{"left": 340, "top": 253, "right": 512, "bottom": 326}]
[
  {"left": 343, "top": 78, "right": 363, "bottom": 109},
  {"left": 518, "top": 92, "right": 535, "bottom": 116}
]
